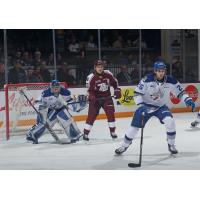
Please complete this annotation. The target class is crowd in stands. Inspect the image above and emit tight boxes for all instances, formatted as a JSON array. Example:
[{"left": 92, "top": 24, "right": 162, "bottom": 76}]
[{"left": 2, "top": 29, "right": 192, "bottom": 89}]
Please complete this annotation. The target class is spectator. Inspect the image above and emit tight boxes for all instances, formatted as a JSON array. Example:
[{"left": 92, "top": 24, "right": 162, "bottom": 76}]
[
  {"left": 12, "top": 51, "right": 24, "bottom": 65},
  {"left": 39, "top": 61, "right": 51, "bottom": 82},
  {"left": 57, "top": 62, "right": 68, "bottom": 82},
  {"left": 0, "top": 63, "right": 5, "bottom": 89},
  {"left": 87, "top": 35, "right": 96, "bottom": 48},
  {"left": 112, "top": 35, "right": 124, "bottom": 48},
  {"left": 77, "top": 43, "right": 88, "bottom": 84},
  {"left": 8, "top": 61, "right": 27, "bottom": 84},
  {"left": 27, "top": 67, "right": 43, "bottom": 83},
  {"left": 172, "top": 57, "right": 183, "bottom": 80},
  {"left": 57, "top": 63, "right": 76, "bottom": 85},
  {"left": 126, "top": 39, "right": 133, "bottom": 48},
  {"left": 143, "top": 59, "right": 153, "bottom": 75},
  {"left": 117, "top": 51, "right": 129, "bottom": 65},
  {"left": 117, "top": 65, "right": 132, "bottom": 85},
  {"left": 66, "top": 69, "right": 76, "bottom": 86},
  {"left": 22, "top": 51, "right": 33, "bottom": 66},
  {"left": 79, "top": 43, "right": 86, "bottom": 59},
  {"left": 102, "top": 37, "right": 111, "bottom": 48},
  {"left": 33, "top": 50, "right": 42, "bottom": 67},
  {"left": 47, "top": 53, "right": 54, "bottom": 66},
  {"left": 132, "top": 38, "right": 147, "bottom": 48},
  {"left": 103, "top": 59, "right": 108, "bottom": 69},
  {"left": 130, "top": 64, "right": 140, "bottom": 83},
  {"left": 68, "top": 38, "right": 79, "bottom": 53},
  {"left": 128, "top": 54, "right": 138, "bottom": 65},
  {"left": 57, "top": 53, "right": 63, "bottom": 65}
]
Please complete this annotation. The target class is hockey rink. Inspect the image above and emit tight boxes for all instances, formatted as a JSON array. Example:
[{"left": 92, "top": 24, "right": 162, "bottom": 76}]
[{"left": 0, "top": 112, "right": 200, "bottom": 170}]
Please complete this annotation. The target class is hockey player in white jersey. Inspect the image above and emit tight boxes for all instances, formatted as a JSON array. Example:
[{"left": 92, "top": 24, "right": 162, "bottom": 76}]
[
  {"left": 115, "top": 61, "right": 195, "bottom": 155},
  {"left": 26, "top": 80, "right": 86, "bottom": 144}
]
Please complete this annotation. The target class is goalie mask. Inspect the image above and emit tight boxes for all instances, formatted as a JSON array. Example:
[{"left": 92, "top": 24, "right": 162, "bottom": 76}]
[{"left": 50, "top": 80, "right": 61, "bottom": 97}]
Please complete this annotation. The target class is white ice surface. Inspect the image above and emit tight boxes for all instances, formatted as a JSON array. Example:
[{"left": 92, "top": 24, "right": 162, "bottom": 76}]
[{"left": 0, "top": 112, "right": 200, "bottom": 170}]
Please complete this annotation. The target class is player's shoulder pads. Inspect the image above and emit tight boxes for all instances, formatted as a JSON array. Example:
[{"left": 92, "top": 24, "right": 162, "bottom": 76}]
[
  {"left": 143, "top": 73, "right": 154, "bottom": 83},
  {"left": 42, "top": 88, "right": 52, "bottom": 97},
  {"left": 60, "top": 87, "right": 71, "bottom": 96},
  {"left": 166, "top": 75, "right": 178, "bottom": 84}
]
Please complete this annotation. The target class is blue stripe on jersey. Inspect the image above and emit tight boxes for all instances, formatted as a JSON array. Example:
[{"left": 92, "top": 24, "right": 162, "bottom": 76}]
[
  {"left": 143, "top": 73, "right": 154, "bottom": 83},
  {"left": 143, "top": 74, "right": 178, "bottom": 85},
  {"left": 166, "top": 75, "right": 178, "bottom": 84},
  {"left": 41, "top": 87, "right": 71, "bottom": 98},
  {"left": 41, "top": 88, "right": 53, "bottom": 97},
  {"left": 60, "top": 87, "right": 71, "bottom": 96}
]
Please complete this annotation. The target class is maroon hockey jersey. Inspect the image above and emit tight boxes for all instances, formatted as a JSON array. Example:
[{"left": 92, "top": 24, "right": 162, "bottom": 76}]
[{"left": 86, "top": 70, "right": 119, "bottom": 98}]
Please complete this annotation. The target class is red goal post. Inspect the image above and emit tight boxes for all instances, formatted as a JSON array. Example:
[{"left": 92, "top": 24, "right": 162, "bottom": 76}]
[{"left": 2, "top": 82, "right": 67, "bottom": 140}]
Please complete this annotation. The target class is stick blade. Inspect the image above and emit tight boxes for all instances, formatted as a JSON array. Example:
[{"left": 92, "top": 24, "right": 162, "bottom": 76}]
[{"left": 128, "top": 163, "right": 141, "bottom": 168}]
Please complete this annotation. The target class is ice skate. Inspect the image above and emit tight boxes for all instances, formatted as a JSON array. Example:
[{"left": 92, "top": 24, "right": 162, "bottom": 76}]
[
  {"left": 110, "top": 132, "right": 118, "bottom": 139},
  {"left": 191, "top": 121, "right": 199, "bottom": 128},
  {"left": 83, "top": 133, "right": 89, "bottom": 141},
  {"left": 168, "top": 144, "right": 178, "bottom": 154},
  {"left": 115, "top": 146, "right": 128, "bottom": 155}
]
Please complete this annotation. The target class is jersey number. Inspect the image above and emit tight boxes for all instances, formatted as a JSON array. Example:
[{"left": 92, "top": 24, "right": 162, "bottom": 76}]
[{"left": 177, "top": 84, "right": 183, "bottom": 92}]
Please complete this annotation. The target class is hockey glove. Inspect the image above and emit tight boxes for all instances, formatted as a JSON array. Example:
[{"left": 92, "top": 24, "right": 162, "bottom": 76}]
[
  {"left": 185, "top": 98, "right": 195, "bottom": 112},
  {"left": 114, "top": 88, "right": 121, "bottom": 99}
]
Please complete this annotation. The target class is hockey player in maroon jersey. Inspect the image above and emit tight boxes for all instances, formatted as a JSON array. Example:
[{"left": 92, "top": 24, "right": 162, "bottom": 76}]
[{"left": 83, "top": 59, "right": 121, "bottom": 141}]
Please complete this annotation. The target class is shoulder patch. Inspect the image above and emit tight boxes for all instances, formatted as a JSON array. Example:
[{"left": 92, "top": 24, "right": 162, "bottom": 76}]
[
  {"left": 42, "top": 88, "right": 52, "bottom": 97},
  {"left": 143, "top": 73, "right": 154, "bottom": 82},
  {"left": 60, "top": 87, "right": 71, "bottom": 96},
  {"left": 166, "top": 75, "right": 178, "bottom": 84}
]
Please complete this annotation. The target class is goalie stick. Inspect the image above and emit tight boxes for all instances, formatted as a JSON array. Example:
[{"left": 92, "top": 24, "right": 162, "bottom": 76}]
[
  {"left": 128, "top": 112, "right": 145, "bottom": 168},
  {"left": 19, "top": 88, "right": 70, "bottom": 144}
]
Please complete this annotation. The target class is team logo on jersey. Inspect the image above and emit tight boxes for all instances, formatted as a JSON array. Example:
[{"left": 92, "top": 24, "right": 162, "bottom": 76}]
[
  {"left": 98, "top": 82, "right": 109, "bottom": 92},
  {"left": 170, "top": 92, "right": 180, "bottom": 104},
  {"left": 185, "top": 85, "right": 198, "bottom": 102},
  {"left": 118, "top": 88, "right": 135, "bottom": 106}
]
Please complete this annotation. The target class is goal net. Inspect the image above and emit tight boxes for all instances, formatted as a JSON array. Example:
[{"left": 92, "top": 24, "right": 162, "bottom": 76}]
[{"left": 0, "top": 82, "right": 67, "bottom": 140}]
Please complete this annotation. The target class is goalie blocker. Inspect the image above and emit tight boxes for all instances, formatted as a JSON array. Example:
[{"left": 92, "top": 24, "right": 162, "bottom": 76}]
[{"left": 26, "top": 80, "right": 87, "bottom": 144}]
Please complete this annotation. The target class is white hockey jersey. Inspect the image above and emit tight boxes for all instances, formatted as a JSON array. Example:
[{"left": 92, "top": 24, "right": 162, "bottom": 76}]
[
  {"left": 37, "top": 87, "right": 72, "bottom": 110},
  {"left": 134, "top": 73, "right": 189, "bottom": 108}
]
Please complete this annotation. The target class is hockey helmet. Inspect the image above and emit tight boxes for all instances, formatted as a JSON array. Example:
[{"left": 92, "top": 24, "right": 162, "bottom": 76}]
[
  {"left": 153, "top": 61, "right": 166, "bottom": 70},
  {"left": 50, "top": 80, "right": 61, "bottom": 96}
]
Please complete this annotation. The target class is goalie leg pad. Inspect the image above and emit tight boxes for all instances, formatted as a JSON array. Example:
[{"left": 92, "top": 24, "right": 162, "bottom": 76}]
[
  {"left": 57, "top": 108, "right": 81, "bottom": 139},
  {"left": 26, "top": 123, "right": 46, "bottom": 142},
  {"left": 47, "top": 109, "right": 59, "bottom": 128}
]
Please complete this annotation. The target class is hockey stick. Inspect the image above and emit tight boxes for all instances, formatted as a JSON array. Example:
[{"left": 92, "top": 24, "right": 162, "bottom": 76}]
[
  {"left": 66, "top": 95, "right": 115, "bottom": 105},
  {"left": 128, "top": 112, "right": 145, "bottom": 168},
  {"left": 18, "top": 89, "right": 67, "bottom": 144}
]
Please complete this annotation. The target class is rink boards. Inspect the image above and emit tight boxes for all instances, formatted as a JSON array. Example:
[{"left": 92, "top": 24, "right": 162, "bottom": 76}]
[{"left": 0, "top": 83, "right": 199, "bottom": 133}]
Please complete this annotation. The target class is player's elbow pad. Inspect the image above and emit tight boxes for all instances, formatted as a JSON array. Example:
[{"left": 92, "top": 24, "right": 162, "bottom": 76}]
[
  {"left": 134, "top": 95, "right": 143, "bottom": 105},
  {"left": 181, "top": 93, "right": 190, "bottom": 102}
]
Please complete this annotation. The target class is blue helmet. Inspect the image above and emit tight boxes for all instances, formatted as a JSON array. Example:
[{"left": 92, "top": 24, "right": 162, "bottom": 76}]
[
  {"left": 50, "top": 80, "right": 60, "bottom": 89},
  {"left": 50, "top": 80, "right": 61, "bottom": 96},
  {"left": 153, "top": 61, "right": 166, "bottom": 70}
]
